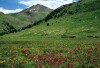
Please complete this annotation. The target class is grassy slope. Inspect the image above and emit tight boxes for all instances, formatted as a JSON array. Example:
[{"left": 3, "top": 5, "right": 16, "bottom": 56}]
[
  {"left": 0, "top": 0, "right": 100, "bottom": 41},
  {"left": 0, "top": 12, "right": 30, "bottom": 35}
]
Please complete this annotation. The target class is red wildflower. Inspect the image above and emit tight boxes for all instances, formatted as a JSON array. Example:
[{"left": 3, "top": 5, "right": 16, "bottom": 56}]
[
  {"left": 19, "top": 61, "right": 26, "bottom": 65},
  {"left": 69, "top": 48, "right": 74, "bottom": 55},
  {"left": 43, "top": 53, "right": 50, "bottom": 58},
  {"left": 10, "top": 61, "right": 14, "bottom": 68},
  {"left": 50, "top": 50, "right": 56, "bottom": 56},
  {"left": 87, "top": 54, "right": 92, "bottom": 63},
  {"left": 86, "top": 47, "right": 93, "bottom": 52},
  {"left": 59, "top": 55, "right": 64, "bottom": 61},
  {"left": 93, "top": 60, "right": 96, "bottom": 63},
  {"left": 26, "top": 54, "right": 34, "bottom": 59},
  {"left": 38, "top": 55, "right": 43, "bottom": 61},
  {"left": 53, "top": 57, "right": 59, "bottom": 62},
  {"left": 77, "top": 47, "right": 81, "bottom": 50},
  {"left": 45, "top": 57, "right": 51, "bottom": 63},
  {"left": 50, "top": 59, "right": 55, "bottom": 67},
  {"left": 73, "top": 56, "right": 77, "bottom": 61},
  {"left": 35, "top": 58, "right": 39, "bottom": 63},
  {"left": 39, "top": 64, "right": 42, "bottom": 68},
  {"left": 65, "top": 62, "right": 74, "bottom": 68},
  {"left": 21, "top": 48, "right": 29, "bottom": 54},
  {"left": 89, "top": 59, "right": 93, "bottom": 63},
  {"left": 10, "top": 61, "right": 14, "bottom": 65},
  {"left": 93, "top": 60, "right": 98, "bottom": 67},
  {"left": 55, "top": 61, "right": 62, "bottom": 66}
]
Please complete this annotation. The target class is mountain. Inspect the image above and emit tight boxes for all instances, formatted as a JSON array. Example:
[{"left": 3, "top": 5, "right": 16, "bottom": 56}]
[
  {"left": 0, "top": 0, "right": 100, "bottom": 40},
  {"left": 10, "top": 4, "right": 53, "bottom": 23},
  {"left": 0, "top": 4, "right": 52, "bottom": 35}
]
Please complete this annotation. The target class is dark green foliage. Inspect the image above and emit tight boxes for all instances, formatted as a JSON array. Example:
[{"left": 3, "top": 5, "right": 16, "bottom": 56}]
[
  {"left": 0, "top": 22, "right": 17, "bottom": 35},
  {"left": 87, "top": 35, "right": 100, "bottom": 38},
  {"left": 44, "top": 0, "right": 100, "bottom": 21},
  {"left": 46, "top": 23, "right": 49, "bottom": 26},
  {"left": 61, "top": 34, "right": 76, "bottom": 38}
]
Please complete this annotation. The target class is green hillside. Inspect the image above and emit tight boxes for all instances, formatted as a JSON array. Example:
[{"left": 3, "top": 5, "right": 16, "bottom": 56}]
[
  {"left": 0, "top": 0, "right": 100, "bottom": 41},
  {"left": 0, "top": 12, "right": 30, "bottom": 35},
  {"left": 10, "top": 4, "right": 52, "bottom": 23}
]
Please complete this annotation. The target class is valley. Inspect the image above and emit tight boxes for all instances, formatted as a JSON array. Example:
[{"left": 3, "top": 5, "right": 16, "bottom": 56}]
[{"left": 0, "top": 0, "right": 100, "bottom": 68}]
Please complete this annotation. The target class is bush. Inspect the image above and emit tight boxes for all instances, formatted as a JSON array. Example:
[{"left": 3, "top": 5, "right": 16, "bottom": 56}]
[
  {"left": 47, "top": 23, "right": 49, "bottom": 26},
  {"left": 61, "top": 34, "right": 76, "bottom": 38},
  {"left": 94, "top": 36, "right": 100, "bottom": 38},
  {"left": 87, "top": 35, "right": 94, "bottom": 38}
]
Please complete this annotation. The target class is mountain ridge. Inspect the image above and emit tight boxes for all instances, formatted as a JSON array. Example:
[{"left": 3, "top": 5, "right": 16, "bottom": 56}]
[{"left": 10, "top": 4, "right": 53, "bottom": 23}]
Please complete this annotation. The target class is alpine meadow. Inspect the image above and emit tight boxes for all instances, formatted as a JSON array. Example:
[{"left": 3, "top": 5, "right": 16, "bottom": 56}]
[{"left": 0, "top": 0, "right": 100, "bottom": 68}]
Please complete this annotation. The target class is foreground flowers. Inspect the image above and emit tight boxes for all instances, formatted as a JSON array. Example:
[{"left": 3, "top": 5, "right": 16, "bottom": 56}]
[{"left": 0, "top": 43, "right": 100, "bottom": 68}]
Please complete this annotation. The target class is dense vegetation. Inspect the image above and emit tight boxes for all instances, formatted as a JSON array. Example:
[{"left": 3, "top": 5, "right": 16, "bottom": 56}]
[{"left": 0, "top": 40, "right": 100, "bottom": 68}]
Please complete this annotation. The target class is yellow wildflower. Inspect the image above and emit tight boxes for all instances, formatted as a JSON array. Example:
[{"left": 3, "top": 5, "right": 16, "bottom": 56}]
[{"left": 0, "top": 60, "right": 6, "bottom": 64}]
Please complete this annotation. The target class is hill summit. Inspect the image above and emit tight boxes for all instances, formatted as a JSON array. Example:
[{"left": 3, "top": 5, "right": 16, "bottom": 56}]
[
  {"left": 21, "top": 4, "right": 52, "bottom": 14},
  {"left": 10, "top": 4, "right": 53, "bottom": 23}
]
